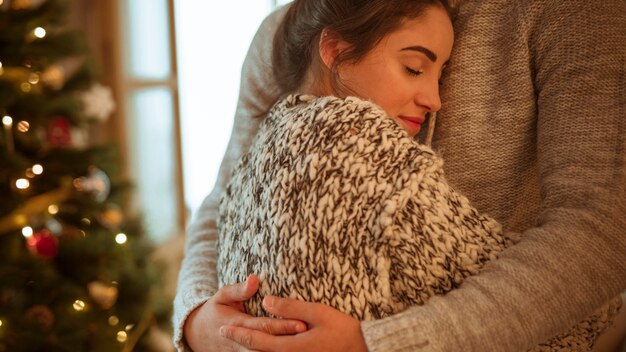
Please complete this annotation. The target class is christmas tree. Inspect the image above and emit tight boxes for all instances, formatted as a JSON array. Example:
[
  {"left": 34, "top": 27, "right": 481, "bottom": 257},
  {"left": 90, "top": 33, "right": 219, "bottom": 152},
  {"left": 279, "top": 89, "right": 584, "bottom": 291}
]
[{"left": 0, "top": 0, "right": 160, "bottom": 350}]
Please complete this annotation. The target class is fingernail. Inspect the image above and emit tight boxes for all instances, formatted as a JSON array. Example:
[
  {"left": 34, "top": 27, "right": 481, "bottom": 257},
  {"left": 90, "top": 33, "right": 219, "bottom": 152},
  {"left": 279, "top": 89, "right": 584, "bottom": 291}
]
[
  {"left": 263, "top": 296, "right": 274, "bottom": 310},
  {"left": 219, "top": 326, "right": 227, "bottom": 337},
  {"left": 295, "top": 322, "right": 307, "bottom": 333},
  {"left": 242, "top": 276, "right": 251, "bottom": 292}
]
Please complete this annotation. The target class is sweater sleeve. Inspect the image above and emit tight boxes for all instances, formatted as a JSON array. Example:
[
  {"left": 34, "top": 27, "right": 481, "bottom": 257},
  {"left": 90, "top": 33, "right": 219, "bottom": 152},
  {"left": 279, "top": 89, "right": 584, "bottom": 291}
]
[
  {"left": 171, "top": 8, "right": 285, "bottom": 351},
  {"left": 360, "top": 1, "right": 626, "bottom": 351}
]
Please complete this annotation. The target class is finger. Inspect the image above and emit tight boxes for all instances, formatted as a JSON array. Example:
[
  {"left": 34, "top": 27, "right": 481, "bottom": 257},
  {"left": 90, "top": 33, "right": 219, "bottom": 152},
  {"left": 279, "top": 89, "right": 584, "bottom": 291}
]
[
  {"left": 240, "top": 316, "right": 307, "bottom": 335},
  {"left": 220, "top": 325, "right": 282, "bottom": 351},
  {"left": 214, "top": 275, "right": 260, "bottom": 304},
  {"left": 262, "top": 296, "right": 320, "bottom": 322}
]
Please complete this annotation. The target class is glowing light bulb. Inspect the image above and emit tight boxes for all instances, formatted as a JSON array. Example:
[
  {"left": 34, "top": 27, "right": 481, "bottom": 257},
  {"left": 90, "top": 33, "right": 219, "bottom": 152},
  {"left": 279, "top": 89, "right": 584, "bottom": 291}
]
[
  {"left": 2, "top": 115, "right": 12, "bottom": 127},
  {"left": 115, "top": 233, "right": 127, "bottom": 244},
  {"left": 0, "top": 319, "right": 3, "bottom": 327},
  {"left": 21, "top": 82, "right": 31, "bottom": 92},
  {"left": 33, "top": 27, "right": 46, "bottom": 38},
  {"left": 28, "top": 73, "right": 40, "bottom": 84},
  {"left": 108, "top": 315, "right": 119, "bottom": 326},
  {"left": 15, "top": 178, "right": 30, "bottom": 189},
  {"left": 125, "top": 324, "right": 135, "bottom": 331},
  {"left": 32, "top": 164, "right": 43, "bottom": 175},
  {"left": 116, "top": 331, "right": 128, "bottom": 343},
  {"left": 73, "top": 300, "right": 86, "bottom": 311},
  {"left": 17, "top": 120, "right": 30, "bottom": 132},
  {"left": 22, "top": 226, "right": 33, "bottom": 238},
  {"left": 48, "top": 204, "right": 59, "bottom": 215}
]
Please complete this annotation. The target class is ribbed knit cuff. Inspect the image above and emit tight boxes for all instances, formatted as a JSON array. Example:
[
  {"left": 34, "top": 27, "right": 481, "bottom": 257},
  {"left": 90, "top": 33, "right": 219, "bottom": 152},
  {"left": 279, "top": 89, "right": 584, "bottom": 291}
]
[
  {"left": 172, "top": 287, "right": 214, "bottom": 352},
  {"left": 361, "top": 305, "right": 443, "bottom": 352}
]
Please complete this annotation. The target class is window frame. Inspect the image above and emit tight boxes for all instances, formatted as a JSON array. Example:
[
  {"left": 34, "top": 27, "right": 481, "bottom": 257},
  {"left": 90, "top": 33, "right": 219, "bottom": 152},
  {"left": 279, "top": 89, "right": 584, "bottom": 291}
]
[{"left": 109, "top": 0, "right": 187, "bottom": 240}]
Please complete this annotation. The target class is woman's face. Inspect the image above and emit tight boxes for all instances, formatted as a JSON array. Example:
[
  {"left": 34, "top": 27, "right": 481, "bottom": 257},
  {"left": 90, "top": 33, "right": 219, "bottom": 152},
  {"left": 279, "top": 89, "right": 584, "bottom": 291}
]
[{"left": 337, "top": 5, "right": 454, "bottom": 137}]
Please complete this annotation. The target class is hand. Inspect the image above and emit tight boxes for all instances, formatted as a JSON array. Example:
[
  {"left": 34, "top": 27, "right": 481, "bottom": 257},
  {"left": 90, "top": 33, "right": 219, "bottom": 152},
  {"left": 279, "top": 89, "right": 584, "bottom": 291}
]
[
  {"left": 184, "top": 275, "right": 308, "bottom": 352},
  {"left": 220, "top": 296, "right": 369, "bottom": 352}
]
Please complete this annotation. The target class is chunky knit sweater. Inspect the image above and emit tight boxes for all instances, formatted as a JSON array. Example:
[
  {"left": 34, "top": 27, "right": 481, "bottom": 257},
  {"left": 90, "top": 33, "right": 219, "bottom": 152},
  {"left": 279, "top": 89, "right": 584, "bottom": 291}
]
[
  {"left": 217, "top": 94, "right": 621, "bottom": 350},
  {"left": 174, "top": 1, "right": 626, "bottom": 351},
  {"left": 217, "top": 94, "right": 512, "bottom": 319}
]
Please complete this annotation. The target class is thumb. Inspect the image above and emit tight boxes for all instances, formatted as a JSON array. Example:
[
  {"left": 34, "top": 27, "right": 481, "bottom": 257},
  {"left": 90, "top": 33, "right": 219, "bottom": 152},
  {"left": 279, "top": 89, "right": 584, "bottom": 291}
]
[
  {"left": 262, "top": 296, "right": 320, "bottom": 323},
  {"left": 214, "top": 274, "right": 259, "bottom": 304}
]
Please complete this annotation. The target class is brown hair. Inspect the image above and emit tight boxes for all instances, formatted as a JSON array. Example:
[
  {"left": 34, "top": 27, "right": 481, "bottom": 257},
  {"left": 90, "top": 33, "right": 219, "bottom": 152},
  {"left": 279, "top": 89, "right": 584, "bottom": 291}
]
[{"left": 272, "top": 0, "right": 455, "bottom": 96}]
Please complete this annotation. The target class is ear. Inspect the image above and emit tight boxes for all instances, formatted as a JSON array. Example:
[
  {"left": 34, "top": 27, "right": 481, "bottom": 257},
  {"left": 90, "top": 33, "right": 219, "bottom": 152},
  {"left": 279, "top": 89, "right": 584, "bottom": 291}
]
[{"left": 318, "top": 29, "right": 350, "bottom": 69}]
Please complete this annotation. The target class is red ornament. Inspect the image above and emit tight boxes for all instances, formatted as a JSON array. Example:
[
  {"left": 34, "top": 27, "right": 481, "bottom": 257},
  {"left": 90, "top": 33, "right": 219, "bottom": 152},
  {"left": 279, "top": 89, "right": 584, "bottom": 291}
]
[
  {"left": 26, "top": 229, "right": 58, "bottom": 259},
  {"left": 25, "top": 304, "right": 55, "bottom": 330},
  {"left": 47, "top": 117, "right": 71, "bottom": 148}
]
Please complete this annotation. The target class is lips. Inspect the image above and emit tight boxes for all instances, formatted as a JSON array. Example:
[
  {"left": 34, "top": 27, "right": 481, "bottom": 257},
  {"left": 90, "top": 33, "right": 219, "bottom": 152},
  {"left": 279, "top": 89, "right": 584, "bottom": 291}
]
[{"left": 397, "top": 115, "right": 426, "bottom": 135}]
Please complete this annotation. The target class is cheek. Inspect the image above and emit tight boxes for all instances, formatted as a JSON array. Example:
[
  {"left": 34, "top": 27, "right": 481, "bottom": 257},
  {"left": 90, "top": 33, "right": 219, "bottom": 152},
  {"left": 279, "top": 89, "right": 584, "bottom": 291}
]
[
  {"left": 342, "top": 61, "right": 409, "bottom": 117},
  {"left": 374, "top": 82, "right": 412, "bottom": 117},
  {"left": 363, "top": 74, "right": 396, "bottom": 108}
]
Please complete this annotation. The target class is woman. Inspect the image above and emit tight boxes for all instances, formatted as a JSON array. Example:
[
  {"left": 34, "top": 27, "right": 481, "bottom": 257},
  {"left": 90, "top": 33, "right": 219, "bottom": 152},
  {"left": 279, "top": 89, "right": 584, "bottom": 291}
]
[
  {"left": 215, "top": 0, "right": 620, "bottom": 350},
  {"left": 176, "top": 0, "right": 626, "bottom": 351}
]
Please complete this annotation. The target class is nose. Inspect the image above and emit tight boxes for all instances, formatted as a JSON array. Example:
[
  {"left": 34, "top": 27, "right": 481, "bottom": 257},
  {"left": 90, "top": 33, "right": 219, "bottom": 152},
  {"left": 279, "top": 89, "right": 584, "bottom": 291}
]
[{"left": 415, "top": 78, "right": 442, "bottom": 113}]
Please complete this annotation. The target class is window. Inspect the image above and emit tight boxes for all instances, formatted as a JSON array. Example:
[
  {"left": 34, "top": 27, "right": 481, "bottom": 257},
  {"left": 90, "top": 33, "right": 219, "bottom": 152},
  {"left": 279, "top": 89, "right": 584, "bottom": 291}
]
[
  {"left": 175, "top": 1, "right": 278, "bottom": 217},
  {"left": 118, "top": 0, "right": 182, "bottom": 242},
  {"left": 117, "top": 1, "right": 288, "bottom": 241}
]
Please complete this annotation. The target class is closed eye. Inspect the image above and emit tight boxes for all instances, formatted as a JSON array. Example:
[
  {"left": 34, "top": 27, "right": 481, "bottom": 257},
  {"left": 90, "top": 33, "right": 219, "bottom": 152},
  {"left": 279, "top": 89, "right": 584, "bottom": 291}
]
[{"left": 405, "top": 66, "right": 423, "bottom": 77}]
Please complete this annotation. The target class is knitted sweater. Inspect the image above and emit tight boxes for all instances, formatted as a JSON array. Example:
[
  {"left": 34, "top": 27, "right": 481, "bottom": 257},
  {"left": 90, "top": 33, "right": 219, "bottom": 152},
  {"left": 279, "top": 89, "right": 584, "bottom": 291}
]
[
  {"left": 174, "top": 1, "right": 626, "bottom": 351},
  {"left": 217, "top": 94, "right": 512, "bottom": 319},
  {"left": 217, "top": 94, "right": 621, "bottom": 350},
  {"left": 217, "top": 95, "right": 621, "bottom": 351}
]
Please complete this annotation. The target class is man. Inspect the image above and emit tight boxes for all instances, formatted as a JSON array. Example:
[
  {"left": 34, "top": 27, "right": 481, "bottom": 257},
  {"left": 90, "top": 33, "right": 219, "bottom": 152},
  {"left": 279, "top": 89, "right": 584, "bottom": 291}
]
[{"left": 174, "top": 0, "right": 626, "bottom": 350}]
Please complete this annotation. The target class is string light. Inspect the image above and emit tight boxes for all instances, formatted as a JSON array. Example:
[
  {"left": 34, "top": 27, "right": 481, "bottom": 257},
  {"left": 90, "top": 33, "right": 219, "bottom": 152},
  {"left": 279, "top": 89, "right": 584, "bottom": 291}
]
[
  {"left": 108, "top": 315, "right": 119, "bottom": 326},
  {"left": 115, "top": 233, "right": 127, "bottom": 244},
  {"left": 28, "top": 73, "right": 40, "bottom": 85},
  {"left": 116, "top": 331, "right": 128, "bottom": 343},
  {"left": 81, "top": 218, "right": 91, "bottom": 226},
  {"left": 0, "top": 61, "right": 3, "bottom": 75},
  {"left": 33, "top": 27, "right": 46, "bottom": 39},
  {"left": 48, "top": 204, "right": 59, "bottom": 215},
  {"left": 22, "top": 226, "right": 33, "bottom": 238},
  {"left": 15, "top": 178, "right": 30, "bottom": 189},
  {"left": 32, "top": 164, "right": 43, "bottom": 175},
  {"left": 125, "top": 324, "right": 135, "bottom": 331},
  {"left": 3, "top": 115, "right": 14, "bottom": 154},
  {"left": 0, "top": 319, "right": 3, "bottom": 327},
  {"left": 21, "top": 82, "right": 31, "bottom": 92},
  {"left": 73, "top": 300, "right": 86, "bottom": 311},
  {"left": 17, "top": 120, "right": 30, "bottom": 132}
]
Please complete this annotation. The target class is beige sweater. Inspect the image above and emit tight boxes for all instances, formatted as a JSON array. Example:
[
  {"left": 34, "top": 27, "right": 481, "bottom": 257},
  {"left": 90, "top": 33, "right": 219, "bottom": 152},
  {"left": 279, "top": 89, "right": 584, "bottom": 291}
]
[{"left": 174, "top": 0, "right": 626, "bottom": 351}]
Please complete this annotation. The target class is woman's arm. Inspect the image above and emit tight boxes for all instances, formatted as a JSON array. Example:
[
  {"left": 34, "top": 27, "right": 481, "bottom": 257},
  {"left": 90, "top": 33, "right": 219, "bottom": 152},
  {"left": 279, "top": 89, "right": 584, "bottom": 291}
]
[{"left": 172, "top": 7, "right": 287, "bottom": 351}]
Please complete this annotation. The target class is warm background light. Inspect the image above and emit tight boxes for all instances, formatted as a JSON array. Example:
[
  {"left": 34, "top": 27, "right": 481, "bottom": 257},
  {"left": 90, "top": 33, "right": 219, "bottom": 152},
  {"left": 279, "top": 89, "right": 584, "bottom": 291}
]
[
  {"left": 21, "top": 226, "right": 33, "bottom": 238},
  {"left": 115, "top": 233, "right": 127, "bottom": 244},
  {"left": 15, "top": 178, "right": 30, "bottom": 189},
  {"left": 33, "top": 27, "right": 46, "bottom": 38}
]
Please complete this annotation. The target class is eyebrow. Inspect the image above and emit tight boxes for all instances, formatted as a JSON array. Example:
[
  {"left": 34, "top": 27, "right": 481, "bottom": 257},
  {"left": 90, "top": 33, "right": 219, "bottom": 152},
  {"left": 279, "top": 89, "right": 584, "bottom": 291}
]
[{"left": 400, "top": 46, "right": 437, "bottom": 62}]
